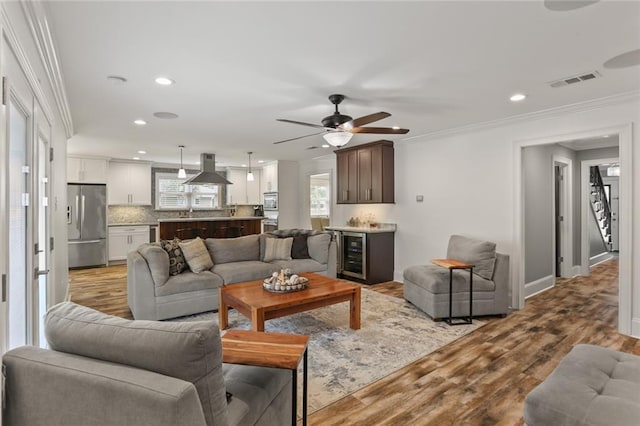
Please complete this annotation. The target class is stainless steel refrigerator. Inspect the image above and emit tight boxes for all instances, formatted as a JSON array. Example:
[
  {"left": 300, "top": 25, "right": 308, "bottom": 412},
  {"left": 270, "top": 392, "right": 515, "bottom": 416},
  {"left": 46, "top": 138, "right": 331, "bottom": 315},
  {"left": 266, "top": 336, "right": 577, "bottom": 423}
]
[{"left": 67, "top": 183, "right": 107, "bottom": 268}]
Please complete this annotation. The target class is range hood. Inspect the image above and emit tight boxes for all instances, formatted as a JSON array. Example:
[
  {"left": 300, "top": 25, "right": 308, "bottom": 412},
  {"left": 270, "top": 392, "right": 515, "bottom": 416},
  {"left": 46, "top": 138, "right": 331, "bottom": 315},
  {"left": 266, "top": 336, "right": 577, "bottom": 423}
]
[{"left": 182, "top": 153, "right": 232, "bottom": 185}]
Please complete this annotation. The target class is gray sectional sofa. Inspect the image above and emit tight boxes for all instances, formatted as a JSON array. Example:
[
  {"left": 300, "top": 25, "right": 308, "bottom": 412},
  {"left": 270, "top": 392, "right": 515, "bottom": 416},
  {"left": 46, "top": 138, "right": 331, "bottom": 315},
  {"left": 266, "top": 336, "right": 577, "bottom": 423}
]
[
  {"left": 2, "top": 302, "right": 291, "bottom": 426},
  {"left": 128, "top": 230, "right": 336, "bottom": 320}
]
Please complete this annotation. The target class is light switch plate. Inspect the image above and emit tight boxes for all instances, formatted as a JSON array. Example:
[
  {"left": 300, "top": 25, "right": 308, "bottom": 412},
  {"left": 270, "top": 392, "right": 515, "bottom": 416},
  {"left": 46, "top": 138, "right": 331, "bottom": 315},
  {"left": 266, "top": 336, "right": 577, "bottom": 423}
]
[{"left": 416, "top": 195, "right": 424, "bottom": 202}]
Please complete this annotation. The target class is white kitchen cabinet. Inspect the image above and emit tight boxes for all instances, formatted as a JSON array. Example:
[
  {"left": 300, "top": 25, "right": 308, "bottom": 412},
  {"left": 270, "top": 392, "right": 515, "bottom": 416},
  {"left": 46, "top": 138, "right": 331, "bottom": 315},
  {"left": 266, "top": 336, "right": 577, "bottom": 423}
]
[
  {"left": 108, "top": 225, "right": 149, "bottom": 261},
  {"left": 67, "top": 156, "right": 108, "bottom": 183},
  {"left": 262, "top": 162, "right": 278, "bottom": 193},
  {"left": 226, "top": 168, "right": 262, "bottom": 205},
  {"left": 108, "top": 161, "right": 152, "bottom": 205}
]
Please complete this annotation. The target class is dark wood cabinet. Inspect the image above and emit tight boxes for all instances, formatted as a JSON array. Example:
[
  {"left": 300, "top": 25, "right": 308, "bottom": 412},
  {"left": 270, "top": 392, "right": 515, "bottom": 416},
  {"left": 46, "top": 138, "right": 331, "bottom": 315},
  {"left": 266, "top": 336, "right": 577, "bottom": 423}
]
[
  {"left": 159, "top": 218, "right": 262, "bottom": 240},
  {"left": 337, "top": 231, "right": 395, "bottom": 284},
  {"left": 335, "top": 140, "right": 394, "bottom": 204}
]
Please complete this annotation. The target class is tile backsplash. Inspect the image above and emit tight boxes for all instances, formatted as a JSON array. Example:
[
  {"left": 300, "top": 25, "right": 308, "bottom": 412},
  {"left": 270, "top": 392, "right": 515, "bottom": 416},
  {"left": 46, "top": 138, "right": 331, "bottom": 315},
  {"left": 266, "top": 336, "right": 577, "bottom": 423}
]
[{"left": 108, "top": 205, "right": 257, "bottom": 224}]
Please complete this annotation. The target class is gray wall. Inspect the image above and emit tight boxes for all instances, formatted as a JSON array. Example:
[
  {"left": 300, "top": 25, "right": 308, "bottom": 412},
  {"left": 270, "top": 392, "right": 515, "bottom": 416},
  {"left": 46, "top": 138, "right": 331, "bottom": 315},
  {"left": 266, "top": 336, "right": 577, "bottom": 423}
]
[
  {"left": 589, "top": 208, "right": 608, "bottom": 258},
  {"left": 523, "top": 144, "right": 576, "bottom": 283}
]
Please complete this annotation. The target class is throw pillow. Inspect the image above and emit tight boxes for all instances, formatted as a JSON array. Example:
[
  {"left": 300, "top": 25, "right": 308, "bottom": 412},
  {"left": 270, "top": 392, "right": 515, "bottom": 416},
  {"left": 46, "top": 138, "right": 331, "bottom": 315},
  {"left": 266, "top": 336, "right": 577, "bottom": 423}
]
[
  {"left": 160, "top": 238, "right": 187, "bottom": 276},
  {"left": 179, "top": 237, "right": 214, "bottom": 273},
  {"left": 291, "top": 234, "right": 311, "bottom": 259},
  {"left": 263, "top": 237, "right": 293, "bottom": 262},
  {"left": 446, "top": 235, "right": 497, "bottom": 280}
]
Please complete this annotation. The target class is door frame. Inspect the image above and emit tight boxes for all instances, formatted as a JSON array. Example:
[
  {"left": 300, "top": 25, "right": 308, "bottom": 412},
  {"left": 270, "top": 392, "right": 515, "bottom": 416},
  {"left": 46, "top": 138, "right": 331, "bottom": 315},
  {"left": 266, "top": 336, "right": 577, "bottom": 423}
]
[
  {"left": 552, "top": 155, "right": 573, "bottom": 278},
  {"left": 513, "top": 123, "right": 632, "bottom": 336}
]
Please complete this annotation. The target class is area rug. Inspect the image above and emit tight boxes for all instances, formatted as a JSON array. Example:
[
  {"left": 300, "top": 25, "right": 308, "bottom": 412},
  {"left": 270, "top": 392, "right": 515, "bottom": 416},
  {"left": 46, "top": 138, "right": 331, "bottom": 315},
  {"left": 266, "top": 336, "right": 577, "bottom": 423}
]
[{"left": 173, "top": 288, "right": 483, "bottom": 413}]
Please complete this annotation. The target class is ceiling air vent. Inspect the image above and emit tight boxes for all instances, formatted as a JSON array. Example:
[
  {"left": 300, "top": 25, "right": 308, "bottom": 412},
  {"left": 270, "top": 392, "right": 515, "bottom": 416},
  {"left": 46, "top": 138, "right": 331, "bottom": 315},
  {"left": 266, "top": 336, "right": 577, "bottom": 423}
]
[{"left": 549, "top": 71, "right": 601, "bottom": 88}]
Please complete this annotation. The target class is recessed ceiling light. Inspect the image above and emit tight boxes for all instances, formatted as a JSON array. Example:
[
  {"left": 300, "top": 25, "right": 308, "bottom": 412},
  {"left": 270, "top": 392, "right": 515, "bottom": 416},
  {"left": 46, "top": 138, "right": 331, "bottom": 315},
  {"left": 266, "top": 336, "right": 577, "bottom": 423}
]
[
  {"left": 132, "top": 157, "right": 140, "bottom": 160},
  {"left": 258, "top": 160, "right": 265, "bottom": 164},
  {"left": 241, "top": 164, "right": 247, "bottom": 167},
  {"left": 153, "top": 112, "right": 179, "bottom": 119},
  {"left": 107, "top": 75, "right": 127, "bottom": 85},
  {"left": 137, "top": 150, "right": 147, "bottom": 154},
  {"left": 510, "top": 93, "right": 527, "bottom": 102},
  {"left": 133, "top": 119, "right": 147, "bottom": 125},
  {"left": 603, "top": 135, "right": 610, "bottom": 138},
  {"left": 155, "top": 77, "right": 174, "bottom": 86},
  {"left": 321, "top": 144, "right": 330, "bottom": 148}
]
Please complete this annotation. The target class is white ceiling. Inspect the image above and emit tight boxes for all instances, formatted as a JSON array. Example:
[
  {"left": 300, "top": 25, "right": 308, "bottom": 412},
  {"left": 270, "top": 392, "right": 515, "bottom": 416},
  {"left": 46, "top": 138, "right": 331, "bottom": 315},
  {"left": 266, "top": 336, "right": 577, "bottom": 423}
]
[{"left": 46, "top": 1, "right": 640, "bottom": 167}]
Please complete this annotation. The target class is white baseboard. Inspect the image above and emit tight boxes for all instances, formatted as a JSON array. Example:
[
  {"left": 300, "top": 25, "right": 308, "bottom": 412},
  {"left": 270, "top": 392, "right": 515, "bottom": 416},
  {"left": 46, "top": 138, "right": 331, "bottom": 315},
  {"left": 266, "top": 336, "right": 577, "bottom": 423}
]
[
  {"left": 631, "top": 318, "right": 640, "bottom": 339},
  {"left": 394, "top": 270, "right": 404, "bottom": 283},
  {"left": 589, "top": 252, "right": 613, "bottom": 267},
  {"left": 524, "top": 274, "right": 555, "bottom": 298},
  {"left": 571, "top": 265, "right": 582, "bottom": 277}
]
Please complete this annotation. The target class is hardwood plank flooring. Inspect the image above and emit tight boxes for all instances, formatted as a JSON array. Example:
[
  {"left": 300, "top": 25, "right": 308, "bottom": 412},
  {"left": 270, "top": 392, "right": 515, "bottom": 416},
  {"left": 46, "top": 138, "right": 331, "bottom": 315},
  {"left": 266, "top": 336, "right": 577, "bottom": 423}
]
[{"left": 68, "top": 259, "right": 638, "bottom": 425}]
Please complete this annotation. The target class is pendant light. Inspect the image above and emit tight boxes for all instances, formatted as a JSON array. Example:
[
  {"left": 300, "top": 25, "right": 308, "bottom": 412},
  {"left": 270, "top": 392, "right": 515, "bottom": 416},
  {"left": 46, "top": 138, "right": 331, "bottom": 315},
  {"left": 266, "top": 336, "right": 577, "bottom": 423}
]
[
  {"left": 246, "top": 151, "right": 255, "bottom": 181},
  {"left": 177, "top": 145, "right": 187, "bottom": 178}
]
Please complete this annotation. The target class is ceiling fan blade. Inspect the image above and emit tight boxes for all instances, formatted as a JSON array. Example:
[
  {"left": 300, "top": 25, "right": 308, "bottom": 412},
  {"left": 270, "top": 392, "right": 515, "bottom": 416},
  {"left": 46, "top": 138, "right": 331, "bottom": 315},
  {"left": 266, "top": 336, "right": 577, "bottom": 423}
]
[
  {"left": 340, "top": 112, "right": 391, "bottom": 129},
  {"left": 348, "top": 126, "right": 410, "bottom": 134},
  {"left": 273, "top": 131, "right": 326, "bottom": 144},
  {"left": 276, "top": 118, "right": 333, "bottom": 131}
]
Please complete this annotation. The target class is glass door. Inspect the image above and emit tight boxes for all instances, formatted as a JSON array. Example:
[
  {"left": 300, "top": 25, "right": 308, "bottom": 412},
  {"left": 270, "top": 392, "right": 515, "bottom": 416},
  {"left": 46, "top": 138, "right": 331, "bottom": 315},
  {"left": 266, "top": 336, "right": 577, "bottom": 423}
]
[{"left": 35, "top": 131, "right": 51, "bottom": 347}]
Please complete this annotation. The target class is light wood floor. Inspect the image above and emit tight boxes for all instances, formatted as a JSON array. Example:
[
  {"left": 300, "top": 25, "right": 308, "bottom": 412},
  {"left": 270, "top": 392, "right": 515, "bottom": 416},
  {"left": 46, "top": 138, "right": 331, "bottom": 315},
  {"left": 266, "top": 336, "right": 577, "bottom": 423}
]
[{"left": 68, "top": 259, "right": 639, "bottom": 425}]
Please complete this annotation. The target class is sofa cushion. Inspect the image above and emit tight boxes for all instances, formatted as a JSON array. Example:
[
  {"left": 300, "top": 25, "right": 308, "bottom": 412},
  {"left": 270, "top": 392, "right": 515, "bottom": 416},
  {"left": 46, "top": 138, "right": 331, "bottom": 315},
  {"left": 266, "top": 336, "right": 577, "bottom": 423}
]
[
  {"left": 270, "top": 259, "right": 326, "bottom": 274},
  {"left": 155, "top": 270, "right": 223, "bottom": 297},
  {"left": 403, "top": 264, "right": 496, "bottom": 293},
  {"left": 524, "top": 344, "right": 640, "bottom": 426},
  {"left": 446, "top": 235, "right": 497, "bottom": 280},
  {"left": 160, "top": 238, "right": 188, "bottom": 276},
  {"left": 206, "top": 235, "right": 260, "bottom": 264},
  {"left": 307, "top": 233, "right": 332, "bottom": 264},
  {"left": 44, "top": 302, "right": 228, "bottom": 426},
  {"left": 212, "top": 261, "right": 279, "bottom": 284},
  {"left": 291, "top": 235, "right": 311, "bottom": 259},
  {"left": 263, "top": 237, "right": 293, "bottom": 262},
  {"left": 179, "top": 237, "right": 214, "bottom": 273},
  {"left": 138, "top": 243, "right": 170, "bottom": 286},
  {"left": 223, "top": 364, "right": 291, "bottom": 426}
]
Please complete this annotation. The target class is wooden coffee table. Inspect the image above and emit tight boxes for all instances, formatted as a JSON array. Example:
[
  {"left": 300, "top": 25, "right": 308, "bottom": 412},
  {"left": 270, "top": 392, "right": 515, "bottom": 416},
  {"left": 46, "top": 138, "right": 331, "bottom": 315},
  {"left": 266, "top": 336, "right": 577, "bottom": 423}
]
[{"left": 218, "top": 273, "right": 361, "bottom": 332}]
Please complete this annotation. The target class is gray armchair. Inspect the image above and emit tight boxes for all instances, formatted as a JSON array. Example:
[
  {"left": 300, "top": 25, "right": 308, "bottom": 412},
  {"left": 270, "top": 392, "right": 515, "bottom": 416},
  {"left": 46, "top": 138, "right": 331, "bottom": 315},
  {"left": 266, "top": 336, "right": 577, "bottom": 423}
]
[{"left": 403, "top": 235, "right": 510, "bottom": 319}]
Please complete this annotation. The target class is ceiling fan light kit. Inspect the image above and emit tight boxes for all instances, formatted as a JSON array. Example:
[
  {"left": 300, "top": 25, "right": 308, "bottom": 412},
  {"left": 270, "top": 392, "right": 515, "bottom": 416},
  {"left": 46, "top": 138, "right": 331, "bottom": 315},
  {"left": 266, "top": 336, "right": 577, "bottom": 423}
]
[
  {"left": 274, "top": 94, "right": 409, "bottom": 146},
  {"left": 323, "top": 132, "right": 353, "bottom": 147}
]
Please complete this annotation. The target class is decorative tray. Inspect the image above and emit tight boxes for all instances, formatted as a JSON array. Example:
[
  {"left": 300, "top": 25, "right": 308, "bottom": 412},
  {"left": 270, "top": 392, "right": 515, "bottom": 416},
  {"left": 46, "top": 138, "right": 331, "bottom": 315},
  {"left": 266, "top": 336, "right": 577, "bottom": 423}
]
[{"left": 263, "top": 275, "right": 309, "bottom": 293}]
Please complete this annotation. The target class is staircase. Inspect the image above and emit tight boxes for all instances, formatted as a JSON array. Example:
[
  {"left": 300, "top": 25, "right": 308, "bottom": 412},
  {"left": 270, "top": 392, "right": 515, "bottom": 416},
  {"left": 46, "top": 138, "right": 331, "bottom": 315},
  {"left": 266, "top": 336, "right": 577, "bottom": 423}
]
[{"left": 589, "top": 166, "right": 612, "bottom": 251}]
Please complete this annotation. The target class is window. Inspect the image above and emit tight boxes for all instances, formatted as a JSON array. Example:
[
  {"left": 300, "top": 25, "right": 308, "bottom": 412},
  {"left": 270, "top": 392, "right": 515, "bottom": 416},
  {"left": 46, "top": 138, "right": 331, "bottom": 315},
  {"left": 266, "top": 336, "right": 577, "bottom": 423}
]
[
  {"left": 155, "top": 172, "right": 221, "bottom": 210},
  {"left": 310, "top": 174, "right": 330, "bottom": 216}
]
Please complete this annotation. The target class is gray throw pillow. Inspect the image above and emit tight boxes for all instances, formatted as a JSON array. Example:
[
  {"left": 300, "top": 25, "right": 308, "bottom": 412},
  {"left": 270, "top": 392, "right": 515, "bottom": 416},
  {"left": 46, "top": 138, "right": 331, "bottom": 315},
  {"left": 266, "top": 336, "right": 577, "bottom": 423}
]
[
  {"left": 179, "top": 237, "right": 214, "bottom": 273},
  {"left": 446, "top": 235, "right": 497, "bottom": 280},
  {"left": 263, "top": 237, "right": 293, "bottom": 262},
  {"left": 160, "top": 238, "right": 187, "bottom": 276}
]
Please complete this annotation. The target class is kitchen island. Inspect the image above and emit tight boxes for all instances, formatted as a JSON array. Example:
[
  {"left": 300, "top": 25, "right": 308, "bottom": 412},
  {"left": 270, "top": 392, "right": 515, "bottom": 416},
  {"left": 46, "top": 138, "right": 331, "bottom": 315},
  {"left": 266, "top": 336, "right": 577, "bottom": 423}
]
[{"left": 158, "top": 216, "right": 263, "bottom": 240}]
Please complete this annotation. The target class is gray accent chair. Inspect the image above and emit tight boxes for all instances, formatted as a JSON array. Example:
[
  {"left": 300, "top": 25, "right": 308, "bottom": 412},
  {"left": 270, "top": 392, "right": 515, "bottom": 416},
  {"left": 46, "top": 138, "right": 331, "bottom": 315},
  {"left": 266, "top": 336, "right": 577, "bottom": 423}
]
[
  {"left": 2, "top": 302, "right": 292, "bottom": 426},
  {"left": 524, "top": 344, "right": 640, "bottom": 425},
  {"left": 403, "top": 235, "right": 510, "bottom": 319},
  {"left": 128, "top": 231, "right": 336, "bottom": 320}
]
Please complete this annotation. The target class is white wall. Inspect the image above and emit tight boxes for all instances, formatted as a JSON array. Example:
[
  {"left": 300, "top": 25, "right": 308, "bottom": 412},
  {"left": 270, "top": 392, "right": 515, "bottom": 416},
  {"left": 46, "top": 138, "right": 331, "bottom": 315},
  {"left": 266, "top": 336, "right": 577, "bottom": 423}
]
[{"left": 299, "top": 95, "right": 640, "bottom": 337}]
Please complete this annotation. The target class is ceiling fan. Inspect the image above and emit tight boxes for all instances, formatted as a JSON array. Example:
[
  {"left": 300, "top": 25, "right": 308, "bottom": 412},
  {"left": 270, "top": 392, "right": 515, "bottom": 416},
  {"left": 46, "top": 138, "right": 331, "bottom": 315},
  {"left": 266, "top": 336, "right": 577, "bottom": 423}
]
[{"left": 274, "top": 94, "right": 409, "bottom": 147}]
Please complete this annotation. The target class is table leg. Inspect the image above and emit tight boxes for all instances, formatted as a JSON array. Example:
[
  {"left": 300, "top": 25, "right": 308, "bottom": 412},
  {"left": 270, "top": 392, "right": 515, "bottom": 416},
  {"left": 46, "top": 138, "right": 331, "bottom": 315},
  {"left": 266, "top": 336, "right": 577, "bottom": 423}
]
[
  {"left": 469, "top": 267, "right": 473, "bottom": 324},
  {"left": 291, "top": 367, "right": 297, "bottom": 426},
  {"left": 447, "top": 268, "right": 453, "bottom": 325},
  {"left": 251, "top": 307, "right": 265, "bottom": 332},
  {"left": 218, "top": 289, "right": 228, "bottom": 330},
  {"left": 350, "top": 287, "right": 361, "bottom": 330},
  {"left": 302, "top": 348, "right": 307, "bottom": 426}
]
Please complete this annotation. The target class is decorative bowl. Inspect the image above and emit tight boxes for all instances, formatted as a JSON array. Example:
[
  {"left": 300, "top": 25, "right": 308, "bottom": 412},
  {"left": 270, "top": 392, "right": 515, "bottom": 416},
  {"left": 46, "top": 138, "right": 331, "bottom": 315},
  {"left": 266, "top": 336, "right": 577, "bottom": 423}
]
[{"left": 263, "top": 276, "right": 309, "bottom": 293}]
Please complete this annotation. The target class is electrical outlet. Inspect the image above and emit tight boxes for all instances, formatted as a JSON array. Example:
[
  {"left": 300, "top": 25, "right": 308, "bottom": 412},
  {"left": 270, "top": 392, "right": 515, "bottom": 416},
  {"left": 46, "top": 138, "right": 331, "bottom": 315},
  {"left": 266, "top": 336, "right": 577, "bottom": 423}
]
[{"left": 416, "top": 195, "right": 424, "bottom": 202}]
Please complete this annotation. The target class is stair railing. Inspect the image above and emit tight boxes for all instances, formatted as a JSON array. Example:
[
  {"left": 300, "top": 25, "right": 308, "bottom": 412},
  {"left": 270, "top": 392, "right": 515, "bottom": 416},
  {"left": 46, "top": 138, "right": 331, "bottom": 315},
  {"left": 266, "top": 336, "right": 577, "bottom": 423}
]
[{"left": 589, "top": 166, "right": 612, "bottom": 249}]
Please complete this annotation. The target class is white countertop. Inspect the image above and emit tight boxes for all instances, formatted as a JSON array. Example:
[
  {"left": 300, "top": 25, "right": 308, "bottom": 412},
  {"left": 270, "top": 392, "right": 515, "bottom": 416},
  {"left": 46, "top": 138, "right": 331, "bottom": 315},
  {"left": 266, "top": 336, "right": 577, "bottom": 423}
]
[
  {"left": 108, "top": 222, "right": 157, "bottom": 227},
  {"left": 157, "top": 216, "right": 264, "bottom": 223},
  {"left": 325, "top": 224, "right": 397, "bottom": 233}
]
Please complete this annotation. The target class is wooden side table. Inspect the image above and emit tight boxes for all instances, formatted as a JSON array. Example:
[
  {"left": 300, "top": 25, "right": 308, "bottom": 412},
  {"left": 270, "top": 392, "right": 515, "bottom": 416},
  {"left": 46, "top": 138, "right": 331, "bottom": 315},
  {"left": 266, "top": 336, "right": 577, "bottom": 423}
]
[
  {"left": 221, "top": 330, "right": 310, "bottom": 426},
  {"left": 432, "top": 259, "right": 475, "bottom": 325}
]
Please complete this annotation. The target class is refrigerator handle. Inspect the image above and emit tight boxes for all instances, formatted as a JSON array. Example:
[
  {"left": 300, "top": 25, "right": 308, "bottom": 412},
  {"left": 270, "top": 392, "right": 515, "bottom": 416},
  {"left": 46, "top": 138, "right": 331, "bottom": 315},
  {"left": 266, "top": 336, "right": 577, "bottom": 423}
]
[
  {"left": 81, "top": 195, "right": 86, "bottom": 230},
  {"left": 75, "top": 195, "right": 79, "bottom": 225},
  {"left": 67, "top": 205, "right": 72, "bottom": 224}
]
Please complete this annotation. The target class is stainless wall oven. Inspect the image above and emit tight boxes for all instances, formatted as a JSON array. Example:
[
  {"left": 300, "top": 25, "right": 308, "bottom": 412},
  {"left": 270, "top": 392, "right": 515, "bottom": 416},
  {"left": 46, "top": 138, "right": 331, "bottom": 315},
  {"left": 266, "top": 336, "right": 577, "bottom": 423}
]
[{"left": 263, "top": 192, "right": 278, "bottom": 211}]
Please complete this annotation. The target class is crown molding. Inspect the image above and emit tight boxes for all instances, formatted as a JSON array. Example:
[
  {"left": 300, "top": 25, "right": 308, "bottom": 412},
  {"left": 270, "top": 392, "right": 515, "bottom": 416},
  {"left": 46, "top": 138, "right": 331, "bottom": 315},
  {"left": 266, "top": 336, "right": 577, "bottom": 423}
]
[
  {"left": 20, "top": 0, "right": 74, "bottom": 138},
  {"left": 400, "top": 90, "right": 640, "bottom": 143}
]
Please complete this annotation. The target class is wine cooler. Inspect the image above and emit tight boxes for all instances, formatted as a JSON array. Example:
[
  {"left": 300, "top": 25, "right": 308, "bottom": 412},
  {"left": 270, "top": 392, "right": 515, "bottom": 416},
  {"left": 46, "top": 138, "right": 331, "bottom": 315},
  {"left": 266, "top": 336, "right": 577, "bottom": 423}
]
[{"left": 339, "top": 232, "right": 367, "bottom": 280}]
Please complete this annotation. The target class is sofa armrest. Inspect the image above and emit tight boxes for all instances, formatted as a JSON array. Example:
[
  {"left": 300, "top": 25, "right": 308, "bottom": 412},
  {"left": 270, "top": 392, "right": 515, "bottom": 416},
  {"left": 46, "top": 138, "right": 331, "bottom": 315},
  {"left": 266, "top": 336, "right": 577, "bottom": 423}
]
[
  {"left": 3, "top": 346, "right": 207, "bottom": 426},
  {"left": 492, "top": 253, "right": 510, "bottom": 314},
  {"left": 127, "top": 250, "right": 159, "bottom": 320}
]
